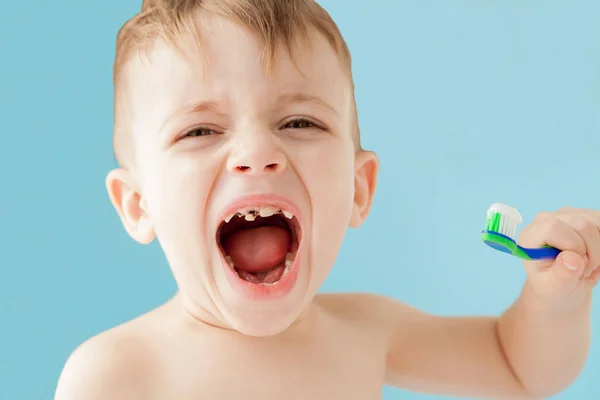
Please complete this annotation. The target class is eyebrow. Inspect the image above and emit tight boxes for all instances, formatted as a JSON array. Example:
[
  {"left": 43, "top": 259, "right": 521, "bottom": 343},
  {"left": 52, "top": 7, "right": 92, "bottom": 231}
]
[
  {"left": 159, "top": 100, "right": 223, "bottom": 135},
  {"left": 173, "top": 100, "right": 222, "bottom": 117},
  {"left": 275, "top": 92, "right": 338, "bottom": 116},
  {"left": 161, "top": 91, "right": 337, "bottom": 132}
]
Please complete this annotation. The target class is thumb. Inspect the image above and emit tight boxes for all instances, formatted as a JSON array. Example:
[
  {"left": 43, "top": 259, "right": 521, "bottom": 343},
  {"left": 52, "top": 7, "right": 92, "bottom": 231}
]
[{"left": 547, "top": 250, "right": 587, "bottom": 288}]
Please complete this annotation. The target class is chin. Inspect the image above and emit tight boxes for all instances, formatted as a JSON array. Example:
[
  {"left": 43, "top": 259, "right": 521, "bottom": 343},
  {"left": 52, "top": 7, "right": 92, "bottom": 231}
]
[
  {"left": 228, "top": 309, "right": 302, "bottom": 337},
  {"left": 216, "top": 253, "right": 312, "bottom": 337}
]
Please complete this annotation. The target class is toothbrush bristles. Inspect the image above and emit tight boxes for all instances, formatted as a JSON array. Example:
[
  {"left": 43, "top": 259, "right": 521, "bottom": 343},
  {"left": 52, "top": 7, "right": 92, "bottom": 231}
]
[{"left": 486, "top": 203, "right": 523, "bottom": 239}]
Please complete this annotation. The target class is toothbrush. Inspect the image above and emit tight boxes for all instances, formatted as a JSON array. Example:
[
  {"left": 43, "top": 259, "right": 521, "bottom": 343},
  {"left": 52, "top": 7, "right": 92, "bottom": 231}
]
[{"left": 481, "top": 203, "right": 561, "bottom": 260}]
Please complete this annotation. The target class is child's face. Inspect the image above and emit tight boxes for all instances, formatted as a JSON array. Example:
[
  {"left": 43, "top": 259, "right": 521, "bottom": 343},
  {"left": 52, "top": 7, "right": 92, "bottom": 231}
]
[{"left": 109, "top": 13, "right": 377, "bottom": 336}]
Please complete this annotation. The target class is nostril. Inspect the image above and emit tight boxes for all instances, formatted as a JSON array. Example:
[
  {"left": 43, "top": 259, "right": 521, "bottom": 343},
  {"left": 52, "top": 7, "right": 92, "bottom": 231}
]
[{"left": 233, "top": 163, "right": 280, "bottom": 173}]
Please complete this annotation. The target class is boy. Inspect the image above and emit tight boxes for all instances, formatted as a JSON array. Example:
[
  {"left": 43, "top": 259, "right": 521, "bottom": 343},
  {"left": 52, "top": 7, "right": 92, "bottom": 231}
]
[{"left": 55, "top": 1, "right": 599, "bottom": 399}]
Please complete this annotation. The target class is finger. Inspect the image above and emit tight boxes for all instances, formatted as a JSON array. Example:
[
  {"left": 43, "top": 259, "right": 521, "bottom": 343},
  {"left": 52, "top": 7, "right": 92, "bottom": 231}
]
[
  {"left": 556, "top": 214, "right": 600, "bottom": 279},
  {"left": 546, "top": 250, "right": 587, "bottom": 290},
  {"left": 555, "top": 207, "right": 600, "bottom": 231},
  {"left": 518, "top": 212, "right": 587, "bottom": 268},
  {"left": 555, "top": 207, "right": 600, "bottom": 220}
]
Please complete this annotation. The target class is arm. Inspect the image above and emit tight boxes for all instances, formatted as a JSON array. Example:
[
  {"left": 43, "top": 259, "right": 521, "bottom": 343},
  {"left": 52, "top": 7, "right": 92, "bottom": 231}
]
[
  {"left": 386, "top": 207, "right": 598, "bottom": 399},
  {"left": 384, "top": 291, "right": 590, "bottom": 399},
  {"left": 384, "top": 299, "right": 534, "bottom": 399},
  {"left": 496, "top": 207, "right": 598, "bottom": 397},
  {"left": 497, "top": 281, "right": 591, "bottom": 397}
]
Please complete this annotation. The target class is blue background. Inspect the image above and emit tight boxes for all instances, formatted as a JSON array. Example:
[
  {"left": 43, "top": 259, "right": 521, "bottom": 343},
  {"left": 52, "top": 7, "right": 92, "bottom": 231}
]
[{"left": 1, "top": 0, "right": 599, "bottom": 398}]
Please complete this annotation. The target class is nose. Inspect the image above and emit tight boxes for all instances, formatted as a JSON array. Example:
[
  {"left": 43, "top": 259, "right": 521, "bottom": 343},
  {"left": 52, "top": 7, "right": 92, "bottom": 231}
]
[{"left": 226, "top": 132, "right": 287, "bottom": 176}]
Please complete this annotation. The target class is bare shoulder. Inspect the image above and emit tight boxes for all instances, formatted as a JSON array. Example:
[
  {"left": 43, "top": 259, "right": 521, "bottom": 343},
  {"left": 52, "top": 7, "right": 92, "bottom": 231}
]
[
  {"left": 54, "top": 312, "right": 163, "bottom": 400},
  {"left": 315, "top": 291, "right": 425, "bottom": 315},
  {"left": 314, "top": 292, "right": 428, "bottom": 330}
]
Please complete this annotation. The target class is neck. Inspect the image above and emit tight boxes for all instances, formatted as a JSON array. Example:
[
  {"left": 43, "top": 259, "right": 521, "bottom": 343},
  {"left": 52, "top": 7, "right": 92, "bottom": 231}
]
[{"left": 171, "top": 290, "right": 316, "bottom": 340}]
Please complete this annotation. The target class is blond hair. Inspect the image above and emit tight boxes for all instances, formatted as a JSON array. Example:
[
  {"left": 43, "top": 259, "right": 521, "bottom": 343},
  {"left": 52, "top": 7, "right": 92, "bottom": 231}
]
[{"left": 112, "top": 0, "right": 357, "bottom": 166}]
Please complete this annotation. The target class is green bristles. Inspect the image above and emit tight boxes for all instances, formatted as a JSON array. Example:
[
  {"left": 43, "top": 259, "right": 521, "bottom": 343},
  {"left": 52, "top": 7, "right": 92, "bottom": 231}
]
[{"left": 486, "top": 212, "right": 502, "bottom": 232}]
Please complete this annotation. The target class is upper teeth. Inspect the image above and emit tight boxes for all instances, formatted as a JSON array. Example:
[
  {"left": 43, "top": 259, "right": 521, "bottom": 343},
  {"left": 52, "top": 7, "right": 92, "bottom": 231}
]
[{"left": 224, "top": 206, "right": 294, "bottom": 223}]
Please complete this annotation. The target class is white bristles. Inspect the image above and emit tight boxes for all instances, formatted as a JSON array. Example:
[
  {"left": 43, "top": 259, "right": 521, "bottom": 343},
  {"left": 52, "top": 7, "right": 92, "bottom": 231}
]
[{"left": 487, "top": 203, "right": 523, "bottom": 239}]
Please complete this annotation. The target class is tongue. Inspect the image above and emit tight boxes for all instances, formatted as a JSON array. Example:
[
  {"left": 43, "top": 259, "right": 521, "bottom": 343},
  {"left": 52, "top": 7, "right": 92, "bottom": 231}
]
[{"left": 223, "top": 226, "right": 291, "bottom": 274}]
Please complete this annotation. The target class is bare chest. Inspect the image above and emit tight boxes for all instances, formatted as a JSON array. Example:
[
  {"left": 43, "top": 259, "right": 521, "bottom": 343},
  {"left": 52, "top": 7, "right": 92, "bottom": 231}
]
[
  {"left": 154, "top": 325, "right": 387, "bottom": 399},
  {"left": 170, "top": 364, "right": 384, "bottom": 400}
]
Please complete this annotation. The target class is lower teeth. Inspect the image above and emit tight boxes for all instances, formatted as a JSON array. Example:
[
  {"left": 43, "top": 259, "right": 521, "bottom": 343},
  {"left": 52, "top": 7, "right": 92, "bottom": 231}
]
[{"left": 224, "top": 252, "right": 296, "bottom": 285}]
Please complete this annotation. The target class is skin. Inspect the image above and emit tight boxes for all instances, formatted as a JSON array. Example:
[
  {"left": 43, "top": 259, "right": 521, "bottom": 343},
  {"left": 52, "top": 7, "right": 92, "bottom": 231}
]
[{"left": 54, "top": 12, "right": 599, "bottom": 400}]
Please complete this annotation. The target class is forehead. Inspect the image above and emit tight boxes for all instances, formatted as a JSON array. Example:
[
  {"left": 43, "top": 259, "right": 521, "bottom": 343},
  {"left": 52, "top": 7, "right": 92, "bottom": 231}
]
[{"left": 123, "top": 13, "right": 352, "bottom": 133}]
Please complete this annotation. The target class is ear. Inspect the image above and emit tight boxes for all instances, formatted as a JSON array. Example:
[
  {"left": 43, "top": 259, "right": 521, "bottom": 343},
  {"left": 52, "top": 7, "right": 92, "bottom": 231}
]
[
  {"left": 105, "top": 168, "right": 155, "bottom": 244},
  {"left": 349, "top": 150, "right": 379, "bottom": 228}
]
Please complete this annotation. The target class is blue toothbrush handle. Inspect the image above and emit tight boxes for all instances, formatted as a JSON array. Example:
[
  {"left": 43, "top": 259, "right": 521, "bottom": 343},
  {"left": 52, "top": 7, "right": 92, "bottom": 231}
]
[{"left": 518, "top": 245, "right": 561, "bottom": 260}]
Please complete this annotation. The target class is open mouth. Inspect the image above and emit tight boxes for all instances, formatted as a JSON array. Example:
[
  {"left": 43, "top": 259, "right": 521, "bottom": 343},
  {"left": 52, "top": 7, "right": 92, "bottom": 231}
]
[{"left": 217, "top": 206, "right": 301, "bottom": 285}]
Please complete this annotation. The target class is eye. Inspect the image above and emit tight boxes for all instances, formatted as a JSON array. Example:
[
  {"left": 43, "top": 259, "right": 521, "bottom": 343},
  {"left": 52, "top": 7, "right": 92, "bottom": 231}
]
[
  {"left": 181, "top": 126, "right": 221, "bottom": 138},
  {"left": 282, "top": 117, "right": 323, "bottom": 130}
]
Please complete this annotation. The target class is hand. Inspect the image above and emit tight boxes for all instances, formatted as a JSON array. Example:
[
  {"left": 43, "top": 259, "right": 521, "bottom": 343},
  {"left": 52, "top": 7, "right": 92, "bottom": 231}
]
[{"left": 518, "top": 207, "right": 600, "bottom": 308}]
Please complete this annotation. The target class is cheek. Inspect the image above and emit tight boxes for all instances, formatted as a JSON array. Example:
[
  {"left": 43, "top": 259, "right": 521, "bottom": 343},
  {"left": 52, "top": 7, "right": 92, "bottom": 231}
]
[
  {"left": 140, "top": 152, "right": 222, "bottom": 296},
  {"left": 307, "top": 139, "right": 354, "bottom": 209},
  {"left": 300, "top": 139, "right": 355, "bottom": 257},
  {"left": 143, "top": 153, "right": 220, "bottom": 247}
]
